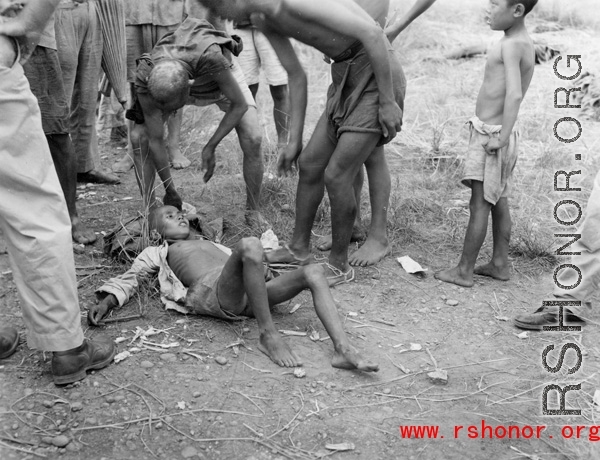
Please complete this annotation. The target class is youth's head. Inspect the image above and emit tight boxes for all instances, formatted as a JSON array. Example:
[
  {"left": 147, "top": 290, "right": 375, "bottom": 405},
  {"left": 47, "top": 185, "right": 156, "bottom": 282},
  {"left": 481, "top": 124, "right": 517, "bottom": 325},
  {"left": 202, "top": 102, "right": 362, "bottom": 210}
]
[
  {"left": 149, "top": 206, "right": 190, "bottom": 241},
  {"left": 147, "top": 60, "right": 190, "bottom": 112},
  {"left": 486, "top": 0, "right": 537, "bottom": 30}
]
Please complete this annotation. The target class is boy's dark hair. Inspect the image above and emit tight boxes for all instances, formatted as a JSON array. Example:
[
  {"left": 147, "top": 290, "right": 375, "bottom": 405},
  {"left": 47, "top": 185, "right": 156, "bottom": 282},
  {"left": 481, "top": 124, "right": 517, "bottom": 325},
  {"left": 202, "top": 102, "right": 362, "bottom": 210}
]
[
  {"left": 148, "top": 60, "right": 188, "bottom": 105},
  {"left": 508, "top": 0, "right": 538, "bottom": 16}
]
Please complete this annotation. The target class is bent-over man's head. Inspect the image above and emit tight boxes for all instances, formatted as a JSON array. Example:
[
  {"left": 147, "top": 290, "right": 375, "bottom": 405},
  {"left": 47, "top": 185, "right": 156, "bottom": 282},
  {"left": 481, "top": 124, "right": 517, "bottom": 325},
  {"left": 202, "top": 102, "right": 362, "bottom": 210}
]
[
  {"left": 149, "top": 206, "right": 190, "bottom": 241},
  {"left": 148, "top": 60, "right": 190, "bottom": 111}
]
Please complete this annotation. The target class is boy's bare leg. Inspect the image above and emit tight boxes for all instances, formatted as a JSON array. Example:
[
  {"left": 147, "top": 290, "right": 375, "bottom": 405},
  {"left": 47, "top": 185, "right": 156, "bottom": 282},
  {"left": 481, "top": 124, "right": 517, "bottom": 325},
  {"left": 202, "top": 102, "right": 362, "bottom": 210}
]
[
  {"left": 167, "top": 110, "right": 190, "bottom": 169},
  {"left": 326, "top": 131, "right": 381, "bottom": 273},
  {"left": 349, "top": 146, "right": 390, "bottom": 266},
  {"left": 474, "top": 197, "right": 511, "bottom": 280},
  {"left": 435, "top": 181, "right": 491, "bottom": 287},
  {"left": 217, "top": 238, "right": 301, "bottom": 367},
  {"left": 265, "top": 264, "right": 378, "bottom": 372},
  {"left": 267, "top": 113, "right": 336, "bottom": 264},
  {"left": 316, "top": 167, "right": 364, "bottom": 251},
  {"left": 269, "top": 84, "right": 289, "bottom": 145},
  {"left": 234, "top": 107, "right": 267, "bottom": 227}
]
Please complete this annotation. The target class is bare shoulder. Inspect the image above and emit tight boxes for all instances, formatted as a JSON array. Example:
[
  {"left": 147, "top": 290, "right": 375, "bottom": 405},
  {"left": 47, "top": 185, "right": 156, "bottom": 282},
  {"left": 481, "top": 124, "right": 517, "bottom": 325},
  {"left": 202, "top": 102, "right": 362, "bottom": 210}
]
[
  {"left": 0, "top": 34, "right": 17, "bottom": 68},
  {"left": 500, "top": 34, "right": 534, "bottom": 61}
]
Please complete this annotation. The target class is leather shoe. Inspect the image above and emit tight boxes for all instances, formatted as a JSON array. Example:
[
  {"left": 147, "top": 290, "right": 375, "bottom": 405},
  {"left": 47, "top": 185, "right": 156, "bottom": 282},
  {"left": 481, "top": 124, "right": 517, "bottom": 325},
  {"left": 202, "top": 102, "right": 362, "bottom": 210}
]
[
  {"left": 77, "top": 169, "right": 121, "bottom": 185},
  {"left": 52, "top": 337, "right": 116, "bottom": 385},
  {"left": 0, "top": 326, "right": 19, "bottom": 359},
  {"left": 514, "top": 306, "right": 585, "bottom": 331}
]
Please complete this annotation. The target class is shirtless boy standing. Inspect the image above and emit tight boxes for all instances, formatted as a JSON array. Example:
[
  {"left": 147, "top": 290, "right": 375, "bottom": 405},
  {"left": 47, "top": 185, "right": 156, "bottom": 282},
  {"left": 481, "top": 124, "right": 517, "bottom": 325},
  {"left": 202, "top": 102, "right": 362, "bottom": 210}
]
[
  {"left": 435, "top": 0, "right": 537, "bottom": 287},
  {"left": 89, "top": 206, "right": 378, "bottom": 372},
  {"left": 195, "top": 0, "right": 405, "bottom": 279}
]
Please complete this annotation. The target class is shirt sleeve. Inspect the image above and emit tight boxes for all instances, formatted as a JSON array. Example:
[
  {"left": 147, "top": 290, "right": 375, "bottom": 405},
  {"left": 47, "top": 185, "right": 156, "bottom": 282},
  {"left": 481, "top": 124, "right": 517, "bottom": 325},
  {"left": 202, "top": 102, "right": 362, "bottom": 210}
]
[
  {"left": 195, "top": 44, "right": 232, "bottom": 78},
  {"left": 95, "top": 246, "right": 163, "bottom": 307}
]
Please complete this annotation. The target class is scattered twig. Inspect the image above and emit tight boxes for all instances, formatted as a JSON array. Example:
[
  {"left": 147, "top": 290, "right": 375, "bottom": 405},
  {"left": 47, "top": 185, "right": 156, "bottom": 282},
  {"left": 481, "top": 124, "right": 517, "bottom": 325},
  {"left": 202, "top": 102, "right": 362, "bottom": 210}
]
[
  {"left": 99, "top": 314, "right": 142, "bottom": 325},
  {"left": 243, "top": 362, "right": 273, "bottom": 373},
  {"left": 425, "top": 348, "right": 438, "bottom": 369},
  {"left": 0, "top": 439, "right": 46, "bottom": 458}
]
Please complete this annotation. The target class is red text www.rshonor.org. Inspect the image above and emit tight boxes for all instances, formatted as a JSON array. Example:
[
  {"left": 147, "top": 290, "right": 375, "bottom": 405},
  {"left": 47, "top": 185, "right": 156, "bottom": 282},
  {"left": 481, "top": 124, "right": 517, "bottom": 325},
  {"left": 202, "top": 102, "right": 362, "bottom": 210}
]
[{"left": 399, "top": 421, "right": 600, "bottom": 441}]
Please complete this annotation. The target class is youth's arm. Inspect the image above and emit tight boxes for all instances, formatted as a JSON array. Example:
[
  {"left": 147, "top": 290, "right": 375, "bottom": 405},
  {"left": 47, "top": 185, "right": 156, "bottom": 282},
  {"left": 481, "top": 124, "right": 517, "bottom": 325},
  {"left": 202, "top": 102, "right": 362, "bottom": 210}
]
[
  {"left": 485, "top": 40, "right": 524, "bottom": 154},
  {"left": 201, "top": 67, "right": 248, "bottom": 182},
  {"left": 257, "top": 24, "right": 306, "bottom": 176},
  {"left": 385, "top": 0, "right": 438, "bottom": 43}
]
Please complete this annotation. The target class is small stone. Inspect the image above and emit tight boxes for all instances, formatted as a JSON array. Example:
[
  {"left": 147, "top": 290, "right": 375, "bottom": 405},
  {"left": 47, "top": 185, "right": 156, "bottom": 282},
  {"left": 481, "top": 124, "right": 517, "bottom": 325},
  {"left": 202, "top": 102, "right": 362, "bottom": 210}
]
[
  {"left": 446, "top": 299, "right": 459, "bottom": 306},
  {"left": 181, "top": 446, "right": 198, "bottom": 458},
  {"left": 51, "top": 435, "right": 71, "bottom": 447},
  {"left": 42, "top": 400, "right": 54, "bottom": 408},
  {"left": 155, "top": 422, "right": 163, "bottom": 429},
  {"left": 66, "top": 442, "right": 81, "bottom": 452},
  {"left": 427, "top": 369, "right": 449, "bottom": 385},
  {"left": 383, "top": 388, "right": 392, "bottom": 395},
  {"left": 11, "top": 423, "right": 18, "bottom": 430},
  {"left": 105, "top": 396, "right": 115, "bottom": 404},
  {"left": 73, "top": 244, "right": 85, "bottom": 255},
  {"left": 215, "top": 356, "right": 228, "bottom": 365},
  {"left": 24, "top": 388, "right": 34, "bottom": 396},
  {"left": 160, "top": 353, "right": 177, "bottom": 362},
  {"left": 140, "top": 361, "right": 154, "bottom": 369},
  {"left": 71, "top": 402, "right": 83, "bottom": 412},
  {"left": 85, "top": 417, "right": 97, "bottom": 425},
  {"left": 193, "top": 391, "right": 201, "bottom": 398},
  {"left": 293, "top": 368, "right": 306, "bottom": 378}
]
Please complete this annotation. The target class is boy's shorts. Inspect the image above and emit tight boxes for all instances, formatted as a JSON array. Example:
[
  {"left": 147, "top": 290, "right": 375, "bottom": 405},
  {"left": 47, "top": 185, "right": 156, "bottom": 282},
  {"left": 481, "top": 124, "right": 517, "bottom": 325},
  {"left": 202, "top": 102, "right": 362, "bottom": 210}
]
[
  {"left": 462, "top": 116, "right": 520, "bottom": 205},
  {"left": 185, "top": 264, "right": 274, "bottom": 320},
  {"left": 234, "top": 27, "right": 288, "bottom": 87}
]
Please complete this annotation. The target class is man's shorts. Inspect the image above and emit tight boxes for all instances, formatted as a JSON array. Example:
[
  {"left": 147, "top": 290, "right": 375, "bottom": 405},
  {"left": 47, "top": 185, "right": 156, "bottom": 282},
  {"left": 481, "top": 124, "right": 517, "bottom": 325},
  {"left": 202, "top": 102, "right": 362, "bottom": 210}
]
[{"left": 234, "top": 27, "right": 287, "bottom": 87}]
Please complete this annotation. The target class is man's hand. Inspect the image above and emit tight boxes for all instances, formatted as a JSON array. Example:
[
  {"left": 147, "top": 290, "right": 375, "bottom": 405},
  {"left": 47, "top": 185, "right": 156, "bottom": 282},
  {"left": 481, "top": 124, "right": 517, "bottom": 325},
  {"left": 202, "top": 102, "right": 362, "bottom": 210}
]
[
  {"left": 201, "top": 144, "right": 216, "bottom": 183},
  {"left": 378, "top": 101, "right": 402, "bottom": 144},
  {"left": 276, "top": 141, "right": 302, "bottom": 177},
  {"left": 483, "top": 137, "right": 507, "bottom": 155},
  {"left": 88, "top": 294, "right": 118, "bottom": 326}
]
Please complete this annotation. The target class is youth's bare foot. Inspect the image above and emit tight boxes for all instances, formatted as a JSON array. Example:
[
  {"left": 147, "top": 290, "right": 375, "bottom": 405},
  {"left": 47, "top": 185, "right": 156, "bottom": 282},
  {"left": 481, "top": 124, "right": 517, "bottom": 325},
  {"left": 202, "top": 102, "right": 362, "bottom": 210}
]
[
  {"left": 316, "top": 226, "right": 365, "bottom": 251},
  {"left": 169, "top": 147, "right": 191, "bottom": 169},
  {"left": 474, "top": 262, "right": 510, "bottom": 281},
  {"left": 349, "top": 237, "right": 389, "bottom": 267},
  {"left": 112, "top": 154, "right": 134, "bottom": 173},
  {"left": 331, "top": 345, "right": 379, "bottom": 372},
  {"left": 434, "top": 267, "right": 474, "bottom": 288},
  {"left": 258, "top": 332, "right": 302, "bottom": 367},
  {"left": 71, "top": 217, "right": 97, "bottom": 245}
]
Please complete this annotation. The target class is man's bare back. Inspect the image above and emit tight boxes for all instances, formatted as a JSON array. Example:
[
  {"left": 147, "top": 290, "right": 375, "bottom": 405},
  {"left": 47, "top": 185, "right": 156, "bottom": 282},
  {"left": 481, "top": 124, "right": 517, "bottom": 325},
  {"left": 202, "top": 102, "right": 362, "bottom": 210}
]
[{"left": 476, "top": 33, "right": 534, "bottom": 125}]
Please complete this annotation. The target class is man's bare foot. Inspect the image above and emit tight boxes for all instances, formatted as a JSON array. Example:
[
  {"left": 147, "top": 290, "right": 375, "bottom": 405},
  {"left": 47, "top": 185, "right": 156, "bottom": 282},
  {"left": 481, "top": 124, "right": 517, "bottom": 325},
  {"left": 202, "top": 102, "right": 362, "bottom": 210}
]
[
  {"left": 163, "top": 192, "right": 183, "bottom": 211},
  {"left": 331, "top": 345, "right": 379, "bottom": 372},
  {"left": 474, "top": 262, "right": 510, "bottom": 281},
  {"left": 71, "top": 217, "right": 97, "bottom": 245},
  {"left": 245, "top": 210, "right": 270, "bottom": 232},
  {"left": 434, "top": 267, "right": 474, "bottom": 287},
  {"left": 316, "top": 226, "right": 365, "bottom": 251},
  {"left": 112, "top": 154, "right": 134, "bottom": 173},
  {"left": 258, "top": 332, "right": 302, "bottom": 367},
  {"left": 265, "top": 243, "right": 312, "bottom": 265},
  {"left": 349, "top": 237, "right": 389, "bottom": 267},
  {"left": 168, "top": 147, "right": 191, "bottom": 170}
]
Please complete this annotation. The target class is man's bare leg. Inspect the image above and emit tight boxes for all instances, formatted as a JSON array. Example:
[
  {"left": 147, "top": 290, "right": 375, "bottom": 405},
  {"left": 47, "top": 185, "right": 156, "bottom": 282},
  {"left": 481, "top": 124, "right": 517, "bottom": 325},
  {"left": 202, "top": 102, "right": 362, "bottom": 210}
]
[
  {"left": 349, "top": 146, "right": 390, "bottom": 266},
  {"left": 217, "top": 238, "right": 301, "bottom": 367},
  {"left": 47, "top": 133, "right": 97, "bottom": 244},
  {"left": 435, "top": 181, "right": 491, "bottom": 287},
  {"left": 265, "top": 264, "right": 378, "bottom": 372},
  {"left": 474, "top": 197, "right": 511, "bottom": 280},
  {"left": 167, "top": 110, "right": 190, "bottom": 169},
  {"left": 234, "top": 107, "right": 267, "bottom": 227},
  {"left": 325, "top": 131, "right": 381, "bottom": 273},
  {"left": 269, "top": 84, "right": 289, "bottom": 145},
  {"left": 267, "top": 113, "right": 336, "bottom": 264}
]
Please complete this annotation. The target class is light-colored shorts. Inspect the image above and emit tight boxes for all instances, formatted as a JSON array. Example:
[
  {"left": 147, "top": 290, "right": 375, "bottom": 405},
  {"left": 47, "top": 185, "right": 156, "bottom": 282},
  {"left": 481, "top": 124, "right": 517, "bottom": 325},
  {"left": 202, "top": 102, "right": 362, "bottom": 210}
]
[
  {"left": 462, "top": 116, "right": 520, "bottom": 205},
  {"left": 234, "top": 27, "right": 288, "bottom": 87}
]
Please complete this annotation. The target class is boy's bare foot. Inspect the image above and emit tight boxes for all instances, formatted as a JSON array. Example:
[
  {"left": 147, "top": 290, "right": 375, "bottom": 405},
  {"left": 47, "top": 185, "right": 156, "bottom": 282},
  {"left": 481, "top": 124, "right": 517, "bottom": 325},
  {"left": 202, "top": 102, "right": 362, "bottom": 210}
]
[
  {"left": 265, "top": 243, "right": 313, "bottom": 265},
  {"left": 258, "top": 332, "right": 302, "bottom": 367},
  {"left": 316, "top": 226, "right": 365, "bottom": 251},
  {"left": 71, "top": 217, "right": 97, "bottom": 245},
  {"left": 434, "top": 267, "right": 474, "bottom": 287},
  {"left": 474, "top": 262, "right": 510, "bottom": 281},
  {"left": 331, "top": 345, "right": 379, "bottom": 372},
  {"left": 168, "top": 147, "right": 191, "bottom": 169},
  {"left": 349, "top": 237, "right": 390, "bottom": 267},
  {"left": 112, "top": 154, "right": 134, "bottom": 173}
]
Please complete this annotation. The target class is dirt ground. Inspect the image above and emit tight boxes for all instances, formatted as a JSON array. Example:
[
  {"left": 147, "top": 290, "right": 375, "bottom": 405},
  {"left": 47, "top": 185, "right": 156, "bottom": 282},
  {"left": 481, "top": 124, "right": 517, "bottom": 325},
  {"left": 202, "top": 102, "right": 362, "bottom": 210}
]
[{"left": 2, "top": 3, "right": 600, "bottom": 460}]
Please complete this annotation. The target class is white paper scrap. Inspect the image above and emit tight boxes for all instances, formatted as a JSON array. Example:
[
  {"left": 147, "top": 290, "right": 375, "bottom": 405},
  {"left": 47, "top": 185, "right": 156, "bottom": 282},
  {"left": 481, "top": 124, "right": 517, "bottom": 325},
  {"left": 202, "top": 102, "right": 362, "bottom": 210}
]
[{"left": 397, "top": 256, "right": 427, "bottom": 274}]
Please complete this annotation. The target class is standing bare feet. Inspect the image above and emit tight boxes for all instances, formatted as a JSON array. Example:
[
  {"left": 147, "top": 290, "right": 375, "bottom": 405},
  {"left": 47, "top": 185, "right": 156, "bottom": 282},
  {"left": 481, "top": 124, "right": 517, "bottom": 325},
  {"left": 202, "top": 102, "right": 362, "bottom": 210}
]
[
  {"left": 168, "top": 146, "right": 191, "bottom": 170},
  {"left": 474, "top": 262, "right": 510, "bottom": 281},
  {"left": 349, "top": 237, "right": 390, "bottom": 267},
  {"left": 112, "top": 153, "right": 134, "bottom": 173},
  {"left": 331, "top": 345, "right": 379, "bottom": 372},
  {"left": 434, "top": 266, "right": 474, "bottom": 287},
  {"left": 316, "top": 226, "right": 365, "bottom": 251},
  {"left": 71, "top": 216, "right": 97, "bottom": 245},
  {"left": 258, "top": 332, "right": 302, "bottom": 367}
]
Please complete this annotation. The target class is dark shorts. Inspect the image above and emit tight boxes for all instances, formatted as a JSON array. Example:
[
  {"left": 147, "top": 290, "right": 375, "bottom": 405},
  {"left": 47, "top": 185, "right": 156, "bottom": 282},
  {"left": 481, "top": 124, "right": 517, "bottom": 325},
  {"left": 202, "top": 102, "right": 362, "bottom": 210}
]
[
  {"left": 22, "top": 47, "right": 69, "bottom": 134},
  {"left": 325, "top": 41, "right": 406, "bottom": 144}
]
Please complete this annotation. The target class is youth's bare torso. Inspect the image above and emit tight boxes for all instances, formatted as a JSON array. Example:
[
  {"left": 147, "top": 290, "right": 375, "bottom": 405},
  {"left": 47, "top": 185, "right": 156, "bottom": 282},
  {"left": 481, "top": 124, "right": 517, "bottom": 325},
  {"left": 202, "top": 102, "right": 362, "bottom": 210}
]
[
  {"left": 166, "top": 239, "right": 228, "bottom": 287},
  {"left": 252, "top": 0, "right": 389, "bottom": 58},
  {"left": 475, "top": 32, "right": 534, "bottom": 125}
]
